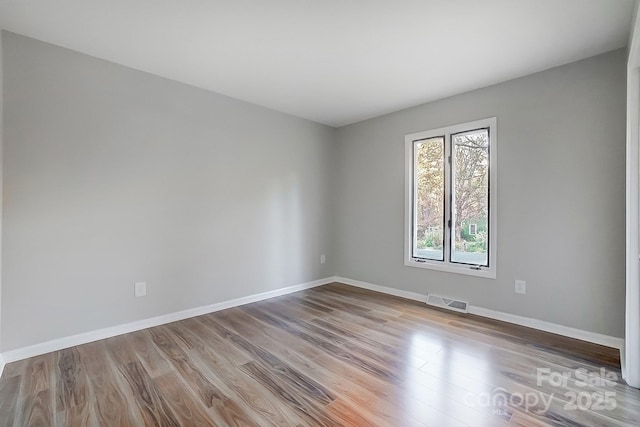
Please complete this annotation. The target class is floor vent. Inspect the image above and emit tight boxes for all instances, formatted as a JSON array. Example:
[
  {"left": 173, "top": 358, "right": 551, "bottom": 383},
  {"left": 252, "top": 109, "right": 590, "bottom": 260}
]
[{"left": 426, "top": 294, "right": 469, "bottom": 313}]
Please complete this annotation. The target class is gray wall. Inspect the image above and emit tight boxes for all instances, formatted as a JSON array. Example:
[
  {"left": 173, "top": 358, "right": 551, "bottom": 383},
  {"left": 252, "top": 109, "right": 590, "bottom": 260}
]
[
  {"left": 334, "top": 49, "right": 627, "bottom": 338},
  {"left": 1, "top": 33, "right": 335, "bottom": 351}
]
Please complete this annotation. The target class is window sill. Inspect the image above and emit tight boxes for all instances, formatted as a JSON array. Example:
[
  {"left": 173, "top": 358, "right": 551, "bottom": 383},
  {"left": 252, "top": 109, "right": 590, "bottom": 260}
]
[{"left": 405, "top": 258, "right": 496, "bottom": 279}]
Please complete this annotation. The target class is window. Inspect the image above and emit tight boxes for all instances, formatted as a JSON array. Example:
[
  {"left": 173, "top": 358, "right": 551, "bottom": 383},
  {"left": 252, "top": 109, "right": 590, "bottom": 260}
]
[{"left": 404, "top": 117, "right": 497, "bottom": 278}]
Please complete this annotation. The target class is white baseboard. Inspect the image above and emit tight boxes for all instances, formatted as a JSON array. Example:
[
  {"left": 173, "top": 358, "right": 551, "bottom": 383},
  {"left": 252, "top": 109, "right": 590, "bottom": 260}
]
[
  {"left": 335, "top": 276, "right": 624, "bottom": 350},
  {"left": 0, "top": 277, "right": 337, "bottom": 366},
  {"left": 0, "top": 353, "right": 5, "bottom": 379},
  {"left": 336, "top": 276, "right": 427, "bottom": 303},
  {"left": 467, "top": 306, "right": 625, "bottom": 350}
]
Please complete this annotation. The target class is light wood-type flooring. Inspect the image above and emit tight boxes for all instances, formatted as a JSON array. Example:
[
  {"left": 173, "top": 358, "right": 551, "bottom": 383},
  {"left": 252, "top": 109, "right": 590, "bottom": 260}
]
[{"left": 0, "top": 282, "right": 638, "bottom": 426}]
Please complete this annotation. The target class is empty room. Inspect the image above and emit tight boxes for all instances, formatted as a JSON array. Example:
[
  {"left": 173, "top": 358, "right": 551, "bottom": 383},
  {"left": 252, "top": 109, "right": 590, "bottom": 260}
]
[{"left": 1, "top": 0, "right": 640, "bottom": 426}]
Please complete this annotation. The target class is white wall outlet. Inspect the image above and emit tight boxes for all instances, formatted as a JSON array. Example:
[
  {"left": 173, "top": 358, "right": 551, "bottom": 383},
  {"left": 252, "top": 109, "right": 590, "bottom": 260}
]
[
  {"left": 515, "top": 280, "right": 526, "bottom": 295},
  {"left": 134, "top": 282, "right": 147, "bottom": 297},
  {"left": 320, "top": 254, "right": 326, "bottom": 264}
]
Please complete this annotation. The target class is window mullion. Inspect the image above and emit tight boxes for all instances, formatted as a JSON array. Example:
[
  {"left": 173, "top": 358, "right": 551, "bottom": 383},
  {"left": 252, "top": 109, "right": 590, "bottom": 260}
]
[
  {"left": 411, "top": 141, "right": 418, "bottom": 256},
  {"left": 444, "top": 133, "right": 452, "bottom": 264}
]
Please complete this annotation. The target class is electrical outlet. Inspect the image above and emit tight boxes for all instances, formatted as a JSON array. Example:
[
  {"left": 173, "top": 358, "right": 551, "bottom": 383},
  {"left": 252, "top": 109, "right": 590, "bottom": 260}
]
[
  {"left": 320, "top": 254, "right": 326, "bottom": 264},
  {"left": 135, "top": 282, "right": 147, "bottom": 297},
  {"left": 515, "top": 280, "right": 526, "bottom": 295}
]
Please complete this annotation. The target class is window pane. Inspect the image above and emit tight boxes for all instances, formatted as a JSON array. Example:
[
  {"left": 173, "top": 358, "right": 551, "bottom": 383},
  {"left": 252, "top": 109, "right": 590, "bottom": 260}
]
[
  {"left": 414, "top": 137, "right": 445, "bottom": 261},
  {"left": 451, "top": 129, "right": 489, "bottom": 266}
]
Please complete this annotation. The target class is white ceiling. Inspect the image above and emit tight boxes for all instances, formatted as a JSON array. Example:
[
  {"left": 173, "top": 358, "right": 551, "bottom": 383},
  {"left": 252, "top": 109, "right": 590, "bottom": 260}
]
[{"left": 0, "top": 0, "right": 634, "bottom": 127}]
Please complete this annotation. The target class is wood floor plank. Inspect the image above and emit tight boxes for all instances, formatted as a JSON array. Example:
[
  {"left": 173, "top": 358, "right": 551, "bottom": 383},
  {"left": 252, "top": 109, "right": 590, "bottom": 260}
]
[
  {"left": 208, "top": 308, "right": 325, "bottom": 361},
  {"left": 21, "top": 355, "right": 52, "bottom": 396},
  {"left": 202, "top": 315, "right": 337, "bottom": 406},
  {"left": 296, "top": 293, "right": 388, "bottom": 324},
  {"left": 127, "top": 329, "right": 173, "bottom": 379},
  {"left": 245, "top": 303, "right": 417, "bottom": 383},
  {"left": 313, "top": 309, "right": 442, "bottom": 354},
  {"left": 55, "top": 347, "right": 89, "bottom": 412},
  {"left": 77, "top": 340, "right": 143, "bottom": 426},
  {"left": 269, "top": 345, "right": 429, "bottom": 426},
  {"left": 162, "top": 325, "right": 272, "bottom": 427},
  {"left": 152, "top": 373, "right": 217, "bottom": 426},
  {"left": 20, "top": 390, "right": 52, "bottom": 427},
  {"left": 0, "top": 375, "right": 21, "bottom": 427},
  {"left": 325, "top": 398, "right": 379, "bottom": 427},
  {"left": 307, "top": 285, "right": 405, "bottom": 317},
  {"left": 235, "top": 305, "right": 404, "bottom": 384},
  {"left": 0, "top": 282, "right": 637, "bottom": 427},
  {"left": 171, "top": 319, "right": 310, "bottom": 425},
  {"left": 117, "top": 360, "right": 181, "bottom": 427},
  {"left": 103, "top": 334, "right": 138, "bottom": 366},
  {"left": 198, "top": 312, "right": 416, "bottom": 424},
  {"left": 148, "top": 325, "right": 262, "bottom": 426},
  {"left": 180, "top": 317, "right": 253, "bottom": 365},
  {"left": 54, "top": 400, "right": 98, "bottom": 427},
  {"left": 187, "top": 345, "right": 309, "bottom": 426},
  {"left": 242, "top": 305, "right": 347, "bottom": 345},
  {"left": 239, "top": 361, "right": 341, "bottom": 427},
  {"left": 16, "top": 355, "right": 56, "bottom": 427}
]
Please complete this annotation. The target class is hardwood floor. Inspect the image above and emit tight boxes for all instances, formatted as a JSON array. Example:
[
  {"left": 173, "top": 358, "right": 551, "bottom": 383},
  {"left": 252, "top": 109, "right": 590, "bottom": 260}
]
[{"left": 0, "top": 282, "right": 638, "bottom": 426}]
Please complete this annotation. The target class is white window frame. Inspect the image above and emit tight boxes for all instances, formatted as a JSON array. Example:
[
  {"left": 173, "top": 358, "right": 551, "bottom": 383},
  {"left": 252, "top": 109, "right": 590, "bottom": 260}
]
[{"left": 404, "top": 117, "right": 497, "bottom": 279}]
